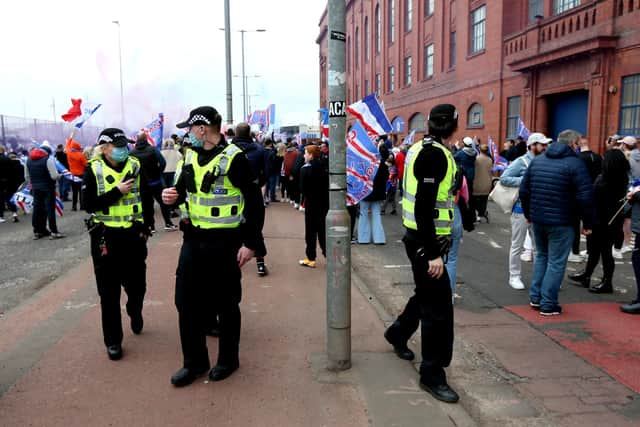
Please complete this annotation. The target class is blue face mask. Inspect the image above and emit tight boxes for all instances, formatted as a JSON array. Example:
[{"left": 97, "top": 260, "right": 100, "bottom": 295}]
[
  {"left": 111, "top": 146, "right": 129, "bottom": 163},
  {"left": 189, "top": 132, "right": 204, "bottom": 148}
]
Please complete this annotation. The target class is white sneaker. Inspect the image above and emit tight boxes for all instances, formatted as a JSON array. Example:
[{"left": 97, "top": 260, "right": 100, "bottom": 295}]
[
  {"left": 567, "top": 253, "right": 584, "bottom": 263},
  {"left": 509, "top": 277, "right": 525, "bottom": 290},
  {"left": 612, "top": 248, "right": 623, "bottom": 259},
  {"left": 299, "top": 206, "right": 305, "bottom": 212},
  {"left": 294, "top": 203, "right": 299, "bottom": 209},
  {"left": 520, "top": 250, "right": 533, "bottom": 262},
  {"left": 0, "top": 217, "right": 5, "bottom": 223},
  {"left": 621, "top": 245, "right": 633, "bottom": 254}
]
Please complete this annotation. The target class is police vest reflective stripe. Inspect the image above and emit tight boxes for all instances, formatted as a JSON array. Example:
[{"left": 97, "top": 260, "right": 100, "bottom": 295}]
[
  {"left": 402, "top": 139, "right": 457, "bottom": 235},
  {"left": 183, "top": 144, "right": 245, "bottom": 229},
  {"left": 91, "top": 156, "right": 143, "bottom": 229}
]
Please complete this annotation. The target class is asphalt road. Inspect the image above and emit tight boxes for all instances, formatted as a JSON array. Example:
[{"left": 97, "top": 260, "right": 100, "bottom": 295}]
[
  {"left": 0, "top": 202, "right": 91, "bottom": 315},
  {"left": 353, "top": 202, "right": 637, "bottom": 313}
]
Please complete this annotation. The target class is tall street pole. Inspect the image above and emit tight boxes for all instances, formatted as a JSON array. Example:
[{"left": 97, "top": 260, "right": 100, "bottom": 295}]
[
  {"left": 112, "top": 21, "right": 125, "bottom": 128},
  {"left": 326, "top": 0, "right": 351, "bottom": 371},
  {"left": 240, "top": 30, "right": 247, "bottom": 121},
  {"left": 224, "top": 0, "right": 233, "bottom": 125}
]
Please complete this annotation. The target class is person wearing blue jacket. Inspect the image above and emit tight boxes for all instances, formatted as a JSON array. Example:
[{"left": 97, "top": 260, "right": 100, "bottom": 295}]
[
  {"left": 519, "top": 129, "right": 595, "bottom": 316},
  {"left": 500, "top": 133, "right": 550, "bottom": 290}
]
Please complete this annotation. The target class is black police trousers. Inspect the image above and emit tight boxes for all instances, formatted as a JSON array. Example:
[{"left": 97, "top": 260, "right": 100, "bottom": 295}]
[
  {"left": 386, "top": 235, "right": 454, "bottom": 386},
  {"left": 90, "top": 227, "right": 147, "bottom": 347},
  {"left": 175, "top": 234, "right": 242, "bottom": 370}
]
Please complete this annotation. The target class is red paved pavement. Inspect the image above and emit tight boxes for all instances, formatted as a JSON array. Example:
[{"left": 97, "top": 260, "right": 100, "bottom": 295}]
[{"left": 507, "top": 302, "right": 640, "bottom": 394}]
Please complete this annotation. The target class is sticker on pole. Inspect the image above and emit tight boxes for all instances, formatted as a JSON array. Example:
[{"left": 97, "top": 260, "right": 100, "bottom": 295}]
[
  {"left": 329, "top": 101, "right": 346, "bottom": 118},
  {"left": 328, "top": 70, "right": 346, "bottom": 87},
  {"left": 330, "top": 31, "right": 346, "bottom": 42}
]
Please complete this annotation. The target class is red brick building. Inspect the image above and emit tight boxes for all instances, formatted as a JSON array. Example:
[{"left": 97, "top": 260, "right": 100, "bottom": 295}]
[{"left": 317, "top": 0, "right": 640, "bottom": 151}]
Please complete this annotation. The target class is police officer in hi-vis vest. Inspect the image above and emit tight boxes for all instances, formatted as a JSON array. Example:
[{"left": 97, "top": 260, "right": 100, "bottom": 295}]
[
  {"left": 162, "top": 106, "right": 263, "bottom": 387},
  {"left": 82, "top": 128, "right": 150, "bottom": 361},
  {"left": 383, "top": 104, "right": 461, "bottom": 404}
]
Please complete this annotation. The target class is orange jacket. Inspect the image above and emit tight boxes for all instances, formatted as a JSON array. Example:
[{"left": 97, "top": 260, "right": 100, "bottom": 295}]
[{"left": 66, "top": 138, "right": 88, "bottom": 176}]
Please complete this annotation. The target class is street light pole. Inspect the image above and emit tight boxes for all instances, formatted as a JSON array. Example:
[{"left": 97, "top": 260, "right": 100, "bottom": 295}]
[
  {"left": 326, "top": 0, "right": 351, "bottom": 371},
  {"left": 112, "top": 21, "right": 125, "bottom": 128},
  {"left": 240, "top": 30, "right": 247, "bottom": 121},
  {"left": 224, "top": 0, "right": 233, "bottom": 125}
]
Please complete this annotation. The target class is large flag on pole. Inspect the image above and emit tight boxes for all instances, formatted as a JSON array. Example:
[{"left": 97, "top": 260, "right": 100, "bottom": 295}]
[
  {"left": 75, "top": 103, "right": 102, "bottom": 129},
  {"left": 346, "top": 120, "right": 381, "bottom": 205},
  {"left": 347, "top": 93, "right": 393, "bottom": 136}
]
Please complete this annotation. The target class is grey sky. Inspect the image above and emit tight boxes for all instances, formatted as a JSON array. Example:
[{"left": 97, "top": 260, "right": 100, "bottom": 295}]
[{"left": 0, "top": 0, "right": 326, "bottom": 133}]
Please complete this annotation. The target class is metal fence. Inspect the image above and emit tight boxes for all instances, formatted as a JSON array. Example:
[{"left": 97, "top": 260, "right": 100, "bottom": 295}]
[{"left": 0, "top": 114, "right": 102, "bottom": 153}]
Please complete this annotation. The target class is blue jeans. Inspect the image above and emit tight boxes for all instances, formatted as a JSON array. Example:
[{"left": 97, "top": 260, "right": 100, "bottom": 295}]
[
  {"left": 445, "top": 206, "right": 463, "bottom": 293},
  {"left": 267, "top": 175, "right": 279, "bottom": 201},
  {"left": 529, "top": 223, "right": 574, "bottom": 310},
  {"left": 358, "top": 200, "right": 385, "bottom": 244}
]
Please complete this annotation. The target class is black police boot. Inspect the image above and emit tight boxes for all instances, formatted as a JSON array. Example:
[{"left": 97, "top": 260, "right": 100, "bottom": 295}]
[
  {"left": 568, "top": 271, "right": 590, "bottom": 288},
  {"left": 107, "top": 345, "right": 123, "bottom": 361},
  {"left": 589, "top": 277, "right": 613, "bottom": 294},
  {"left": 209, "top": 362, "right": 239, "bottom": 382},
  {"left": 131, "top": 312, "right": 144, "bottom": 335},
  {"left": 384, "top": 327, "right": 415, "bottom": 361},
  {"left": 171, "top": 365, "right": 210, "bottom": 387},
  {"left": 419, "top": 381, "right": 460, "bottom": 403}
]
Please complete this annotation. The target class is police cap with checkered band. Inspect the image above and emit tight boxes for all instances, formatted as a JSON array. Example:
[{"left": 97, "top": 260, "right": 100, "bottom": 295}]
[
  {"left": 97, "top": 128, "right": 131, "bottom": 147},
  {"left": 176, "top": 106, "right": 221, "bottom": 129}
]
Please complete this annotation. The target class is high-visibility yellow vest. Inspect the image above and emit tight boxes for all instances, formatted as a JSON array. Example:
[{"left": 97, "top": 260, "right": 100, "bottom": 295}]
[
  {"left": 175, "top": 144, "right": 245, "bottom": 229},
  {"left": 402, "top": 138, "right": 457, "bottom": 235},
  {"left": 90, "top": 156, "right": 142, "bottom": 229}
]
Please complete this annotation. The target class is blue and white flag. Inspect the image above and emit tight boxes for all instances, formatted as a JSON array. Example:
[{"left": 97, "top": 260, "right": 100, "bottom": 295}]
[
  {"left": 54, "top": 158, "right": 82, "bottom": 183},
  {"left": 346, "top": 120, "right": 381, "bottom": 205},
  {"left": 75, "top": 103, "right": 102, "bottom": 129},
  {"left": 402, "top": 129, "right": 416, "bottom": 146},
  {"left": 517, "top": 118, "right": 530, "bottom": 140},
  {"left": 347, "top": 94, "right": 393, "bottom": 136}
]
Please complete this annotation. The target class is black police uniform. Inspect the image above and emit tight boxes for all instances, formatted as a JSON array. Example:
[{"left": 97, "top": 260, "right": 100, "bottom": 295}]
[
  {"left": 82, "top": 130, "right": 150, "bottom": 359},
  {"left": 384, "top": 135, "right": 456, "bottom": 399},
  {"left": 171, "top": 136, "right": 263, "bottom": 383}
]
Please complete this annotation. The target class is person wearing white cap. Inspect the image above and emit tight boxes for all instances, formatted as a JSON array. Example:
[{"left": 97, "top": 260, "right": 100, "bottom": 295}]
[{"left": 500, "top": 132, "right": 551, "bottom": 290}]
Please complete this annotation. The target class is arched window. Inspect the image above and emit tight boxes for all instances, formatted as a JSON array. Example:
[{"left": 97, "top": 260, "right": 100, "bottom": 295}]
[
  {"left": 467, "top": 103, "right": 484, "bottom": 127},
  {"left": 375, "top": 4, "right": 381, "bottom": 54},
  {"left": 409, "top": 113, "right": 427, "bottom": 132},
  {"left": 355, "top": 27, "right": 360, "bottom": 67},
  {"left": 364, "top": 17, "right": 370, "bottom": 62}
]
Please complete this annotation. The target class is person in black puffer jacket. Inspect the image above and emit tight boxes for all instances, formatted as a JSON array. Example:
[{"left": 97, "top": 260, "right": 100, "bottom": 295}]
[
  {"left": 129, "top": 134, "right": 175, "bottom": 231},
  {"left": 357, "top": 144, "right": 389, "bottom": 244},
  {"left": 520, "top": 129, "right": 595, "bottom": 316}
]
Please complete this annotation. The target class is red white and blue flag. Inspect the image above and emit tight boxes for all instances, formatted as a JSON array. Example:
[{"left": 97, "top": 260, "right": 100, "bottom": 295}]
[
  {"left": 347, "top": 94, "right": 393, "bottom": 136},
  {"left": 141, "top": 113, "right": 164, "bottom": 148},
  {"left": 249, "top": 104, "right": 276, "bottom": 132},
  {"left": 318, "top": 108, "right": 329, "bottom": 139},
  {"left": 346, "top": 120, "right": 381, "bottom": 205},
  {"left": 61, "top": 98, "right": 102, "bottom": 129}
]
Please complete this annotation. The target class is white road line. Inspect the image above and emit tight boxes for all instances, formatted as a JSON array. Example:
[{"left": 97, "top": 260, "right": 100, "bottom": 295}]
[
  {"left": 384, "top": 265, "right": 412, "bottom": 269},
  {"left": 476, "top": 231, "right": 486, "bottom": 235},
  {"left": 488, "top": 239, "right": 502, "bottom": 249}
]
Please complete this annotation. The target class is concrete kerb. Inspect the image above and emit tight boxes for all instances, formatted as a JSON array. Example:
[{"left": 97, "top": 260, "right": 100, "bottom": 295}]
[{"left": 350, "top": 267, "right": 478, "bottom": 427}]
